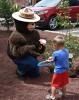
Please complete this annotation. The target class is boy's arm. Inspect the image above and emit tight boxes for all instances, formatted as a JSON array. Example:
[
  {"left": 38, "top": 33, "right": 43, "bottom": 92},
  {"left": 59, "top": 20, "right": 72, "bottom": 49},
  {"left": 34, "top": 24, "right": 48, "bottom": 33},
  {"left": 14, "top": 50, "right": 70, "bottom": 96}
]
[{"left": 46, "top": 52, "right": 56, "bottom": 62}]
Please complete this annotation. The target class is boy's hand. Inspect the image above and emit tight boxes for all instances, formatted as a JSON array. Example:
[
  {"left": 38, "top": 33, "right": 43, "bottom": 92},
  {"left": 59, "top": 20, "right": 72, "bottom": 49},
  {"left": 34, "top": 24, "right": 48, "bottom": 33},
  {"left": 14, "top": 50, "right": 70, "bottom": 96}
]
[
  {"left": 46, "top": 57, "right": 53, "bottom": 62},
  {"left": 48, "top": 57, "right": 52, "bottom": 60},
  {"left": 46, "top": 59, "right": 52, "bottom": 62}
]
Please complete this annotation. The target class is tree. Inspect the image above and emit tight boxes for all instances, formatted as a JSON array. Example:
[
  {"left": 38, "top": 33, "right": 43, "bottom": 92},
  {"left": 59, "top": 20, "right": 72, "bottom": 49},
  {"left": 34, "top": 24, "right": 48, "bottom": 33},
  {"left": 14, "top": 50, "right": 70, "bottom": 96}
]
[{"left": 0, "top": 0, "right": 20, "bottom": 31}]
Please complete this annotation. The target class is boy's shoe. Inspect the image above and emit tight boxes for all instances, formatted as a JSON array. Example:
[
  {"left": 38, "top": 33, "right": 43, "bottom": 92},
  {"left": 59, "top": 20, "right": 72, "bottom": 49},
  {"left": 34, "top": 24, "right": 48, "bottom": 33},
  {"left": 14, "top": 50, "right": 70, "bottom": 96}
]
[
  {"left": 46, "top": 94, "right": 56, "bottom": 100},
  {"left": 57, "top": 89, "right": 63, "bottom": 96},
  {"left": 55, "top": 89, "right": 63, "bottom": 99}
]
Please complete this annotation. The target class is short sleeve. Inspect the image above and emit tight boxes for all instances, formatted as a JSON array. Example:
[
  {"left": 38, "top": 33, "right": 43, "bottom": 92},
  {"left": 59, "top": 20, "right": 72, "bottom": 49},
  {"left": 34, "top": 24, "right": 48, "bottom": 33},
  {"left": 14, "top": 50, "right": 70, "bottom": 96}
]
[{"left": 52, "top": 52, "right": 57, "bottom": 61}]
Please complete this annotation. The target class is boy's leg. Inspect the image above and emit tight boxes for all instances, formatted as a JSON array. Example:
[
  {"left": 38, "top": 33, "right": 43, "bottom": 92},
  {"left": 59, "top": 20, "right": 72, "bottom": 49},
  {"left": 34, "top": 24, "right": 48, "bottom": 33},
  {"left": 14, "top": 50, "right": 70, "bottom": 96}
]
[
  {"left": 51, "top": 86, "right": 56, "bottom": 97},
  {"left": 46, "top": 87, "right": 56, "bottom": 100},
  {"left": 61, "top": 85, "right": 66, "bottom": 96}
]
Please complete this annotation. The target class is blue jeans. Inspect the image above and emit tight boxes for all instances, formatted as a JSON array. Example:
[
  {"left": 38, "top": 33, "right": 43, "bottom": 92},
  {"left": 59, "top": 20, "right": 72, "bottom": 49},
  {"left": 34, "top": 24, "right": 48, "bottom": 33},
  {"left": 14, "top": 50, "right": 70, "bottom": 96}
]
[{"left": 13, "top": 55, "right": 40, "bottom": 78}]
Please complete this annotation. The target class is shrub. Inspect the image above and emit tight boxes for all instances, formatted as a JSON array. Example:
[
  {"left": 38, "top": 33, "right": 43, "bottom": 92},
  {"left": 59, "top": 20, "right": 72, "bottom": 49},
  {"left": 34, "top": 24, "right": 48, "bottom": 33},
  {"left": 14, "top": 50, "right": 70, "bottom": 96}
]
[
  {"left": 0, "top": 0, "right": 20, "bottom": 31},
  {"left": 65, "top": 34, "right": 79, "bottom": 58},
  {"left": 56, "top": 0, "right": 76, "bottom": 29},
  {"left": 44, "top": 40, "right": 53, "bottom": 59}
]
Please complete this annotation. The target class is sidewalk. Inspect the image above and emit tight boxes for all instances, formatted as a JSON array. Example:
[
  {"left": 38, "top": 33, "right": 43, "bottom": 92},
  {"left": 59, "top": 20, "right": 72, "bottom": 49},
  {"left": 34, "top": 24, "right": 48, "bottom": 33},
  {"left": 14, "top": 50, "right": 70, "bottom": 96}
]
[
  {"left": 44, "top": 27, "right": 79, "bottom": 37},
  {"left": 0, "top": 24, "right": 79, "bottom": 37}
]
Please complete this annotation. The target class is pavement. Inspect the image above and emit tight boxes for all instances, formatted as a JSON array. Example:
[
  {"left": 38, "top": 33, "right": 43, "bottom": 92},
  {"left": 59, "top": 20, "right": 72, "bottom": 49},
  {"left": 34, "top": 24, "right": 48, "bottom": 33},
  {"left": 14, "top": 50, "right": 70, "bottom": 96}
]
[
  {"left": 0, "top": 21, "right": 79, "bottom": 37},
  {"left": 44, "top": 27, "right": 79, "bottom": 37}
]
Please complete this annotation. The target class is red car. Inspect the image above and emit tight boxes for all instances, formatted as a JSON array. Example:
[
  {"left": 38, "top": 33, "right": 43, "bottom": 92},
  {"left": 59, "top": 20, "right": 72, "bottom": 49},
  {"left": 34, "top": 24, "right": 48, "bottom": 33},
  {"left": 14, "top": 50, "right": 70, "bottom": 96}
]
[{"left": 32, "top": 0, "right": 79, "bottom": 30}]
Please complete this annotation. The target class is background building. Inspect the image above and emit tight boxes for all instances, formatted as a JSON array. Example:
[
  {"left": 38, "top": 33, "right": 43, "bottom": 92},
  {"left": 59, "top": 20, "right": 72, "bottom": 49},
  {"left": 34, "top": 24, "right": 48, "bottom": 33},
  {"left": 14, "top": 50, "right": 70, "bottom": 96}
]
[{"left": 14, "top": 0, "right": 40, "bottom": 7}]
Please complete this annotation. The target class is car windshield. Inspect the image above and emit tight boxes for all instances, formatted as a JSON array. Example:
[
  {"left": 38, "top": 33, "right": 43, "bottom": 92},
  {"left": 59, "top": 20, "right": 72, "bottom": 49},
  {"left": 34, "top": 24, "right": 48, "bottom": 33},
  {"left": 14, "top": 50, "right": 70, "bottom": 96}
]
[{"left": 34, "top": 0, "right": 61, "bottom": 7}]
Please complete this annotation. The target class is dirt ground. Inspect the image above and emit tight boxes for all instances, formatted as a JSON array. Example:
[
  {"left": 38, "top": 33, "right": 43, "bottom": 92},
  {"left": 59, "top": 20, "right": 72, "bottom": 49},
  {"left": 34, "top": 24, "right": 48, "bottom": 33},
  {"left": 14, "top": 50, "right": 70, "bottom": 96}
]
[{"left": 0, "top": 29, "right": 79, "bottom": 100}]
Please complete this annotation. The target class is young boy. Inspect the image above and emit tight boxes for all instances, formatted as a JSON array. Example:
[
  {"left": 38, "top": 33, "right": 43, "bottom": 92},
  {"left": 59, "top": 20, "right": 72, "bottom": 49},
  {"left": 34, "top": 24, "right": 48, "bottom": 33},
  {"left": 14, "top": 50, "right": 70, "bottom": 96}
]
[{"left": 46, "top": 35, "right": 69, "bottom": 100}]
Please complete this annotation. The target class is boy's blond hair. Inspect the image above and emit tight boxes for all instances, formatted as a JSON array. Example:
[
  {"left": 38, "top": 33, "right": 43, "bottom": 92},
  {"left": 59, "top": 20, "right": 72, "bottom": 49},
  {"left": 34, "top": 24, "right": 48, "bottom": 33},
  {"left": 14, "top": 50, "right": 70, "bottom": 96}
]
[{"left": 53, "top": 35, "right": 65, "bottom": 45}]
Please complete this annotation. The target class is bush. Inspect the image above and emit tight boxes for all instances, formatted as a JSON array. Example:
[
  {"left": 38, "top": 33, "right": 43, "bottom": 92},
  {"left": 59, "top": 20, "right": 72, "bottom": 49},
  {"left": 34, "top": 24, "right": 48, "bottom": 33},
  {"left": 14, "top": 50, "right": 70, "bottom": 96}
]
[
  {"left": 0, "top": 0, "right": 20, "bottom": 31},
  {"left": 65, "top": 34, "right": 79, "bottom": 58},
  {"left": 56, "top": 0, "right": 76, "bottom": 29},
  {"left": 43, "top": 40, "right": 53, "bottom": 59}
]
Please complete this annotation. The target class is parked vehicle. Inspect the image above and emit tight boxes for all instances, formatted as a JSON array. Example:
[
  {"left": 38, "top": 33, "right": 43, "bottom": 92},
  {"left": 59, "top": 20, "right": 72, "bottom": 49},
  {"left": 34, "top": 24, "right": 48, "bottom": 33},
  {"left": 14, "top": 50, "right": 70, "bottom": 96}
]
[{"left": 32, "top": 0, "right": 79, "bottom": 30}]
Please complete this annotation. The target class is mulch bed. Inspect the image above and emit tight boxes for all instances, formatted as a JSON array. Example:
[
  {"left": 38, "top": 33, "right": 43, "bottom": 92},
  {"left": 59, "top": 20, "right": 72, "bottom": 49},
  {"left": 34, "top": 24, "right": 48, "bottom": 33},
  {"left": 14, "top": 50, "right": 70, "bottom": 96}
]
[{"left": 0, "top": 29, "right": 79, "bottom": 100}]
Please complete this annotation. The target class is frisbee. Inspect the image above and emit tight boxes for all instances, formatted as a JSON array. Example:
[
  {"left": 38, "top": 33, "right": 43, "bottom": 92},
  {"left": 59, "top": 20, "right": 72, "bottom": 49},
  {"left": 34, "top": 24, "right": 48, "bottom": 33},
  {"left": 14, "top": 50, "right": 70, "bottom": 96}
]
[{"left": 38, "top": 60, "right": 53, "bottom": 67}]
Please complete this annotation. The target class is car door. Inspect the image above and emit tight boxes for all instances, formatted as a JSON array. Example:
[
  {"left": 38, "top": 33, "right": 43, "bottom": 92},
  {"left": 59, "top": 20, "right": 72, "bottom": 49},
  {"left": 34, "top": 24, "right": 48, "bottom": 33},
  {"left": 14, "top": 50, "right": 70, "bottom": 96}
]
[{"left": 69, "top": 0, "right": 79, "bottom": 20}]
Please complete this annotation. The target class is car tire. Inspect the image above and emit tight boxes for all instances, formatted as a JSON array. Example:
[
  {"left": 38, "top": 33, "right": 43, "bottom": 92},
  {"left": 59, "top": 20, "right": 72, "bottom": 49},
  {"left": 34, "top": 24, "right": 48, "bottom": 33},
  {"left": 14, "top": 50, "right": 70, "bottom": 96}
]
[{"left": 48, "top": 16, "right": 57, "bottom": 30}]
